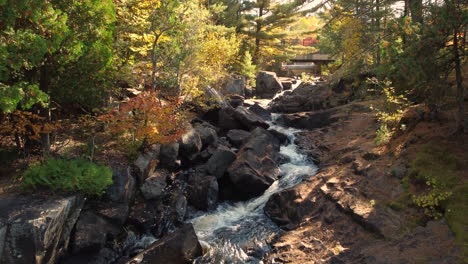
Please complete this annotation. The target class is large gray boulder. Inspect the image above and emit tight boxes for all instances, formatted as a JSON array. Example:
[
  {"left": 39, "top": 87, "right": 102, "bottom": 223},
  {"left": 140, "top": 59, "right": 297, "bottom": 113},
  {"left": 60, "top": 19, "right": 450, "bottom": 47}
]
[
  {"left": 0, "top": 195, "right": 84, "bottom": 264},
  {"left": 205, "top": 146, "right": 237, "bottom": 179},
  {"left": 226, "top": 129, "right": 251, "bottom": 148},
  {"left": 187, "top": 174, "right": 219, "bottom": 211},
  {"left": 256, "top": 71, "right": 283, "bottom": 98},
  {"left": 224, "top": 75, "right": 246, "bottom": 96},
  {"left": 127, "top": 224, "right": 202, "bottom": 264},
  {"left": 218, "top": 106, "right": 269, "bottom": 131},
  {"left": 193, "top": 122, "right": 218, "bottom": 147},
  {"left": 140, "top": 170, "right": 169, "bottom": 200},
  {"left": 71, "top": 211, "right": 120, "bottom": 254},
  {"left": 227, "top": 128, "right": 281, "bottom": 199}
]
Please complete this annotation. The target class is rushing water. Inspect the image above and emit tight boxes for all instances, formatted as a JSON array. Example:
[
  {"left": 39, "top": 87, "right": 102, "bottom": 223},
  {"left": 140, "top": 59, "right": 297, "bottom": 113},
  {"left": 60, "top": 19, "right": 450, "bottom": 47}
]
[{"left": 189, "top": 114, "right": 318, "bottom": 263}]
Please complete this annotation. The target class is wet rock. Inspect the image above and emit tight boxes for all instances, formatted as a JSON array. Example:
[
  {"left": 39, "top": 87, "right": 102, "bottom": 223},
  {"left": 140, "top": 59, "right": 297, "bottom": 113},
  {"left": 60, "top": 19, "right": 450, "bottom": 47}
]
[
  {"left": 256, "top": 71, "right": 283, "bottom": 98},
  {"left": 227, "top": 127, "right": 281, "bottom": 199},
  {"left": 128, "top": 202, "right": 159, "bottom": 234},
  {"left": 248, "top": 103, "right": 272, "bottom": 121},
  {"left": 224, "top": 75, "right": 246, "bottom": 96},
  {"left": 277, "top": 109, "right": 338, "bottom": 129},
  {"left": 268, "top": 128, "right": 290, "bottom": 145},
  {"left": 277, "top": 153, "right": 291, "bottom": 165},
  {"left": 180, "top": 125, "right": 203, "bottom": 160},
  {"left": 159, "top": 142, "right": 180, "bottom": 169},
  {"left": 226, "top": 129, "right": 251, "bottom": 148},
  {"left": 133, "top": 144, "right": 160, "bottom": 183},
  {"left": 193, "top": 122, "right": 218, "bottom": 147},
  {"left": 205, "top": 146, "right": 237, "bottom": 179},
  {"left": 187, "top": 174, "right": 219, "bottom": 211},
  {"left": 105, "top": 166, "right": 136, "bottom": 203},
  {"left": 127, "top": 224, "right": 202, "bottom": 264},
  {"left": 60, "top": 248, "right": 120, "bottom": 264},
  {"left": 72, "top": 211, "right": 120, "bottom": 254},
  {"left": 140, "top": 170, "right": 169, "bottom": 200},
  {"left": 234, "top": 106, "right": 269, "bottom": 130},
  {"left": 0, "top": 194, "right": 84, "bottom": 264}
]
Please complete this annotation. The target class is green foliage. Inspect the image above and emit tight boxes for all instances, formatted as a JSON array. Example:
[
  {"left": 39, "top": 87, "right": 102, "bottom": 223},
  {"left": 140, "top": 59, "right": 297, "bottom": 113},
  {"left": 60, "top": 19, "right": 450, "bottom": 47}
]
[
  {"left": 409, "top": 144, "right": 462, "bottom": 218},
  {"left": 0, "top": 0, "right": 116, "bottom": 112},
  {"left": 22, "top": 158, "right": 113, "bottom": 196},
  {"left": 374, "top": 124, "right": 392, "bottom": 145},
  {"left": 238, "top": 51, "right": 256, "bottom": 79}
]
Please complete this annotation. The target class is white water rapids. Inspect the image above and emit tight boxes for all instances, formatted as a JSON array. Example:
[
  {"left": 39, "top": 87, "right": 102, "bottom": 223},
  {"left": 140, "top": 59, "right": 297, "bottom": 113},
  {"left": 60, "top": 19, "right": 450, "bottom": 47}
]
[{"left": 189, "top": 114, "right": 318, "bottom": 263}]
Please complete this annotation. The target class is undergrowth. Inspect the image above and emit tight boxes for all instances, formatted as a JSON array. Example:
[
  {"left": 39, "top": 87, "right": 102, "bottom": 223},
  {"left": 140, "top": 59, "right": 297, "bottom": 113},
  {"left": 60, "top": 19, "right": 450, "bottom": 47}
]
[
  {"left": 21, "top": 158, "right": 113, "bottom": 196},
  {"left": 408, "top": 143, "right": 466, "bottom": 256}
]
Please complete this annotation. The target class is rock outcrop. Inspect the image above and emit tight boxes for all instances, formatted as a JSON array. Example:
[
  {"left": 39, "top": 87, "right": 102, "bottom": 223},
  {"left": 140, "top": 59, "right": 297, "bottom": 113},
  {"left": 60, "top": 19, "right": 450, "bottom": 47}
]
[
  {"left": 227, "top": 127, "right": 281, "bottom": 199},
  {"left": 0, "top": 195, "right": 84, "bottom": 264},
  {"left": 127, "top": 224, "right": 202, "bottom": 264},
  {"left": 256, "top": 71, "right": 283, "bottom": 98}
]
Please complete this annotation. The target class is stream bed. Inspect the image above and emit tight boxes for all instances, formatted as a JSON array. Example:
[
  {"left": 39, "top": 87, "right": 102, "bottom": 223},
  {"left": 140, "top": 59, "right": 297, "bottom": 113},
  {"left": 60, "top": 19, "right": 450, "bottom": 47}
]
[{"left": 189, "top": 115, "right": 318, "bottom": 263}]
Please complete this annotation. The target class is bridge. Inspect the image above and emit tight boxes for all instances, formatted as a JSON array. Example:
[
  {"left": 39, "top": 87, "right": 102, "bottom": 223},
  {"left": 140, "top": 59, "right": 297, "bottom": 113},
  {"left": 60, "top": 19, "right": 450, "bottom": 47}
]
[{"left": 282, "top": 52, "right": 335, "bottom": 75}]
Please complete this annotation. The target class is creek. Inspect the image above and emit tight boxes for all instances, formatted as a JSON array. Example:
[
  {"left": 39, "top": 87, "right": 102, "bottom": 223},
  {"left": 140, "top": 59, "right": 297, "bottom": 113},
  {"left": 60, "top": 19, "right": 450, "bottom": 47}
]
[{"left": 189, "top": 114, "right": 318, "bottom": 263}]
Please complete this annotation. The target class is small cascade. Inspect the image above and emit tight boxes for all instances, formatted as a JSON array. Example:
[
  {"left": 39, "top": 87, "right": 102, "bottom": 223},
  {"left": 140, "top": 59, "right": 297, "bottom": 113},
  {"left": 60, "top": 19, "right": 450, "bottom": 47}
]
[{"left": 189, "top": 114, "right": 317, "bottom": 263}]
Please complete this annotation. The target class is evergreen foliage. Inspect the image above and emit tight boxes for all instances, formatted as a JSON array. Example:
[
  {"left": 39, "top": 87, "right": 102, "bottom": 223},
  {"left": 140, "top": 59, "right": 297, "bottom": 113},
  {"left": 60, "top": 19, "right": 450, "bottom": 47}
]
[{"left": 22, "top": 158, "right": 113, "bottom": 195}]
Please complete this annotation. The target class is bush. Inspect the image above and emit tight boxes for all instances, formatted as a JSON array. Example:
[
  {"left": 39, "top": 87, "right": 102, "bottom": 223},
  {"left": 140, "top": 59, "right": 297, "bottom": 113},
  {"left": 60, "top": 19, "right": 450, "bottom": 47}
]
[
  {"left": 409, "top": 144, "right": 462, "bottom": 218},
  {"left": 22, "top": 158, "right": 113, "bottom": 196}
]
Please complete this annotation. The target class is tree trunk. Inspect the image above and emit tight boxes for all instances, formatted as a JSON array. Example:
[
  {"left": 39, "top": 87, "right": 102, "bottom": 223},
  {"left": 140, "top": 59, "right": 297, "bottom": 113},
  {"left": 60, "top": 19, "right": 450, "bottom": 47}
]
[
  {"left": 253, "top": 6, "right": 264, "bottom": 65},
  {"left": 453, "top": 29, "right": 466, "bottom": 133},
  {"left": 39, "top": 65, "right": 51, "bottom": 154}
]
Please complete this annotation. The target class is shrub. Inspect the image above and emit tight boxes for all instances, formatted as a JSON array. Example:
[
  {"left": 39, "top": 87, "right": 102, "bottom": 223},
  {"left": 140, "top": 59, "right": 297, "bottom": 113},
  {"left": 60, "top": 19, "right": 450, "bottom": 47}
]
[
  {"left": 409, "top": 144, "right": 462, "bottom": 219},
  {"left": 21, "top": 158, "right": 113, "bottom": 196}
]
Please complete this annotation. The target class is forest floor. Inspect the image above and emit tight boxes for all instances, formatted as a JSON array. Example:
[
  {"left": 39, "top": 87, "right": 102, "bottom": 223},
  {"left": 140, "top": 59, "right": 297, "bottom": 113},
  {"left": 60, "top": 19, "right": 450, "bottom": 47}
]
[{"left": 266, "top": 100, "right": 467, "bottom": 263}]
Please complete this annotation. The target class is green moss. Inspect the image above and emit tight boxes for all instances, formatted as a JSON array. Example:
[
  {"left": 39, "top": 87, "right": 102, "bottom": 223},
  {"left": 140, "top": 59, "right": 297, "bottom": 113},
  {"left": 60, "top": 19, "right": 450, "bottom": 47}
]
[
  {"left": 409, "top": 143, "right": 466, "bottom": 254},
  {"left": 22, "top": 158, "right": 113, "bottom": 196}
]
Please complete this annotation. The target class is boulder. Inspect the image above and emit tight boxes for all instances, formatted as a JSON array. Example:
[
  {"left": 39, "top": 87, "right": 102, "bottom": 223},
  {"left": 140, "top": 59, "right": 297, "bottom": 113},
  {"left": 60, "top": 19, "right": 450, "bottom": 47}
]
[
  {"left": 159, "top": 142, "right": 180, "bottom": 169},
  {"left": 105, "top": 166, "right": 136, "bottom": 203},
  {"left": 226, "top": 94, "right": 245, "bottom": 108},
  {"left": 268, "top": 129, "right": 290, "bottom": 145},
  {"left": 193, "top": 122, "right": 218, "bottom": 147},
  {"left": 205, "top": 146, "right": 237, "bottom": 179},
  {"left": 264, "top": 186, "right": 319, "bottom": 229},
  {"left": 93, "top": 202, "right": 129, "bottom": 226},
  {"left": 281, "top": 81, "right": 293, "bottom": 90},
  {"left": 127, "top": 224, "right": 202, "bottom": 264},
  {"left": 256, "top": 71, "right": 283, "bottom": 98},
  {"left": 277, "top": 108, "right": 338, "bottom": 129},
  {"left": 224, "top": 75, "right": 246, "bottom": 96},
  {"left": 187, "top": 174, "right": 219, "bottom": 211},
  {"left": 218, "top": 107, "right": 243, "bottom": 131},
  {"left": 0, "top": 195, "right": 84, "bottom": 264},
  {"left": 72, "top": 211, "right": 120, "bottom": 254},
  {"left": 248, "top": 103, "right": 272, "bottom": 121},
  {"left": 180, "top": 125, "right": 203, "bottom": 160},
  {"left": 218, "top": 106, "right": 269, "bottom": 131},
  {"left": 226, "top": 129, "right": 251, "bottom": 148},
  {"left": 227, "top": 128, "right": 281, "bottom": 199},
  {"left": 140, "top": 170, "right": 169, "bottom": 200},
  {"left": 269, "top": 83, "right": 350, "bottom": 113},
  {"left": 233, "top": 106, "right": 269, "bottom": 130},
  {"left": 133, "top": 144, "right": 160, "bottom": 183}
]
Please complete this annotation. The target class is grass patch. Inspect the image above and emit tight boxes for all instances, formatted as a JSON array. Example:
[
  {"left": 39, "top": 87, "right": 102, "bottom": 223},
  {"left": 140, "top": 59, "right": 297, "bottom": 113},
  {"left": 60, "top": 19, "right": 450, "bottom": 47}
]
[{"left": 21, "top": 158, "right": 113, "bottom": 196}]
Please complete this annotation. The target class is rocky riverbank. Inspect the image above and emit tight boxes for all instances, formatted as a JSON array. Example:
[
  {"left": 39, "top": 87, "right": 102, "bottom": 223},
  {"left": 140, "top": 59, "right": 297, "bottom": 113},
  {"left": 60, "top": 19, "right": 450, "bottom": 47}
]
[{"left": 264, "top": 99, "right": 465, "bottom": 263}]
